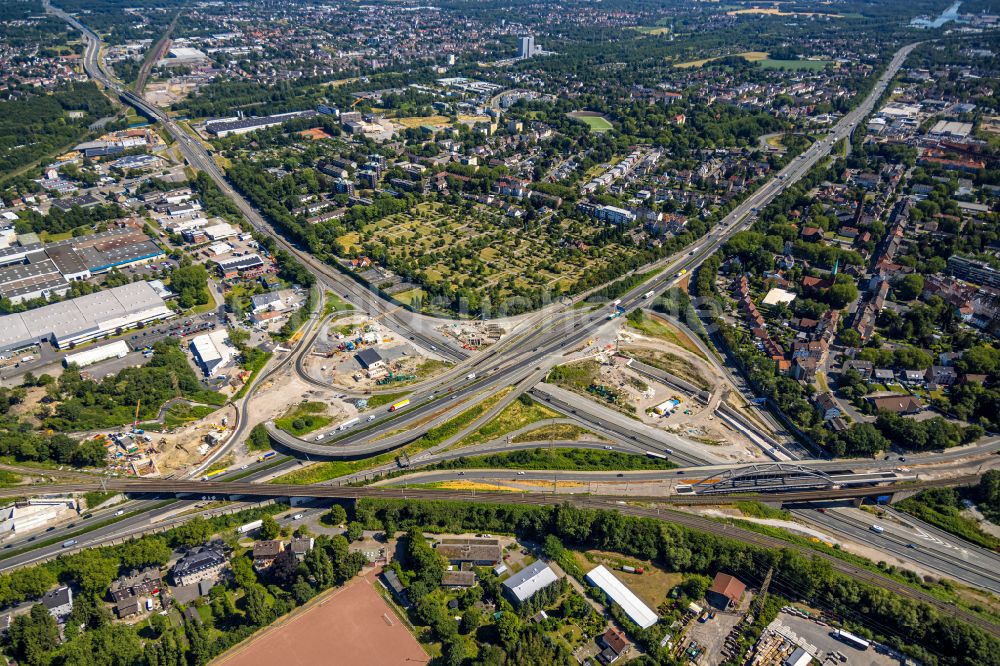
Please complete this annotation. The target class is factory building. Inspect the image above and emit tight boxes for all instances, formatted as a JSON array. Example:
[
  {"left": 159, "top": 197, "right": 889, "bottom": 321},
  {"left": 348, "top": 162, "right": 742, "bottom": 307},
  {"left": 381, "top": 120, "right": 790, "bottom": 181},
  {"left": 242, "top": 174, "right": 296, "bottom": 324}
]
[{"left": 0, "top": 281, "right": 173, "bottom": 354}]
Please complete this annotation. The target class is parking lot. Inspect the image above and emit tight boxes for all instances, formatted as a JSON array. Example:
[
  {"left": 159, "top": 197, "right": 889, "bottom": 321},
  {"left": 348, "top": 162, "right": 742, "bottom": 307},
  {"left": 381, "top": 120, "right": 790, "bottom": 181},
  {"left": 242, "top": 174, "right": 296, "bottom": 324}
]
[
  {"left": 768, "top": 612, "right": 903, "bottom": 666},
  {"left": 684, "top": 610, "right": 743, "bottom": 666}
]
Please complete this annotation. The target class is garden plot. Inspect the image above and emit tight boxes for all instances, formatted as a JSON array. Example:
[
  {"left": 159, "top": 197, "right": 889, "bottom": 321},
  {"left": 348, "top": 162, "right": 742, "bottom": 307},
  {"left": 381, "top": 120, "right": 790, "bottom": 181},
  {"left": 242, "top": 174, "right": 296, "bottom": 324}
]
[{"left": 338, "top": 201, "right": 643, "bottom": 306}]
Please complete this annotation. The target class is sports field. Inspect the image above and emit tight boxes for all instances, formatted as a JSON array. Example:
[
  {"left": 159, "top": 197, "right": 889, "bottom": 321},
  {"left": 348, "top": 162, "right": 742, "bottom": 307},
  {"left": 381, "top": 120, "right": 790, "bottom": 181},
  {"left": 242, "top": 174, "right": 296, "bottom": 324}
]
[
  {"left": 758, "top": 58, "right": 832, "bottom": 70},
  {"left": 213, "top": 573, "right": 428, "bottom": 666},
  {"left": 567, "top": 111, "right": 613, "bottom": 132}
]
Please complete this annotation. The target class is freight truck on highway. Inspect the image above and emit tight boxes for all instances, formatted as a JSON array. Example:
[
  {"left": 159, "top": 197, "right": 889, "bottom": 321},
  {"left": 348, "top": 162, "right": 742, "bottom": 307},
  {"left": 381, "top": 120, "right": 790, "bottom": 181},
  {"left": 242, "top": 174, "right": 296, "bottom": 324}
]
[
  {"left": 337, "top": 417, "right": 360, "bottom": 431},
  {"left": 389, "top": 399, "right": 411, "bottom": 412}
]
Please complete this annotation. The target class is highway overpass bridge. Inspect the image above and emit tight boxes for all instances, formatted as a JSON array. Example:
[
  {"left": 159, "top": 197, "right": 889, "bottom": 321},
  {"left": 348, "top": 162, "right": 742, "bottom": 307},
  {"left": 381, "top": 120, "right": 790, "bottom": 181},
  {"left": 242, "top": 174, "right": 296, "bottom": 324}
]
[
  {"left": 688, "top": 463, "right": 911, "bottom": 495},
  {"left": 0, "top": 474, "right": 975, "bottom": 505}
]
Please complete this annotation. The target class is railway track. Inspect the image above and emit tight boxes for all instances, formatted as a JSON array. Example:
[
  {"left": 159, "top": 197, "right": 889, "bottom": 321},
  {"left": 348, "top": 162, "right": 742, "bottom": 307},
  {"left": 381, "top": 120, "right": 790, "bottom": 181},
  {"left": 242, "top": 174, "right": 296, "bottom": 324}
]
[
  {"left": 587, "top": 499, "right": 1000, "bottom": 639},
  {"left": 0, "top": 473, "right": 978, "bottom": 505}
]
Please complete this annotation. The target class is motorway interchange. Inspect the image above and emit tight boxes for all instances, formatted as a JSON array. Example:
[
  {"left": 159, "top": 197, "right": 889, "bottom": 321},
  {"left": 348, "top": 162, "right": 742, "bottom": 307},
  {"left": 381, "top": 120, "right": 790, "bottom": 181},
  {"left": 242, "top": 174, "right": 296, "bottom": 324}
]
[{"left": 18, "top": 6, "right": 1000, "bottom": 630}]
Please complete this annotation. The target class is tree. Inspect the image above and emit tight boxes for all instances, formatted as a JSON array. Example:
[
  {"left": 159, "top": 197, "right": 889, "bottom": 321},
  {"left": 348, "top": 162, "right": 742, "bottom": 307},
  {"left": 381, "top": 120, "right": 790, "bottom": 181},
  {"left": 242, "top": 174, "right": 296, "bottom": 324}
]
[
  {"left": 170, "top": 262, "right": 210, "bottom": 309},
  {"left": 259, "top": 514, "right": 281, "bottom": 540},
  {"left": 243, "top": 583, "right": 275, "bottom": 625},
  {"left": 322, "top": 505, "right": 348, "bottom": 526},
  {"left": 60, "top": 624, "right": 143, "bottom": 666},
  {"left": 461, "top": 606, "right": 483, "bottom": 634},
  {"left": 497, "top": 610, "right": 521, "bottom": 646},
  {"left": 9, "top": 604, "right": 58, "bottom": 666},
  {"left": 345, "top": 521, "right": 363, "bottom": 542},
  {"left": 838, "top": 328, "right": 861, "bottom": 348},
  {"left": 895, "top": 274, "right": 924, "bottom": 301}
]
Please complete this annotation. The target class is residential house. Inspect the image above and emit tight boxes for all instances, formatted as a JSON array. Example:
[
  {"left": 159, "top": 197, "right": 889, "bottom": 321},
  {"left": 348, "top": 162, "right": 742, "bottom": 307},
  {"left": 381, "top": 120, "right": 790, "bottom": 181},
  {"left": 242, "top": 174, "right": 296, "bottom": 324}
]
[
  {"left": 843, "top": 360, "right": 873, "bottom": 380},
  {"left": 598, "top": 626, "right": 632, "bottom": 664},
  {"left": 902, "top": 369, "right": 925, "bottom": 385},
  {"left": 42, "top": 586, "right": 73, "bottom": 621},
  {"left": 814, "top": 392, "right": 841, "bottom": 421},
  {"left": 171, "top": 546, "right": 227, "bottom": 587},
  {"left": 441, "top": 571, "right": 477, "bottom": 588},
  {"left": 290, "top": 537, "right": 314, "bottom": 561},
  {"left": 707, "top": 573, "right": 746, "bottom": 610},
  {"left": 926, "top": 366, "right": 958, "bottom": 387},
  {"left": 252, "top": 540, "right": 285, "bottom": 571},
  {"left": 109, "top": 568, "right": 161, "bottom": 618},
  {"left": 868, "top": 395, "right": 922, "bottom": 415},
  {"left": 791, "top": 357, "right": 819, "bottom": 383},
  {"left": 873, "top": 368, "right": 895, "bottom": 383}
]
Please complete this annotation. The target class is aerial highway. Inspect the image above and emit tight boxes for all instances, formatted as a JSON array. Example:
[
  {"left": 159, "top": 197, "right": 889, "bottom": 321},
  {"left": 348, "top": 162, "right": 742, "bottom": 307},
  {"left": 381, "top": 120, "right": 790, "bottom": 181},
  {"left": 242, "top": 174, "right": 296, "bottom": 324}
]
[
  {"left": 794, "top": 504, "right": 1000, "bottom": 595},
  {"left": 50, "top": 0, "right": 921, "bottom": 467},
  {"left": 45, "top": 0, "right": 469, "bottom": 364},
  {"left": 0, "top": 476, "right": 996, "bottom": 637}
]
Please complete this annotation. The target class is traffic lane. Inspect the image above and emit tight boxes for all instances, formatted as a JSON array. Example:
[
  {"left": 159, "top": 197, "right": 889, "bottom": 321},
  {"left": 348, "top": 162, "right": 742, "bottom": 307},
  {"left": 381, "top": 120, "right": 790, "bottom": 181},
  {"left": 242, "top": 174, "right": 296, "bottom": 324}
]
[
  {"left": 794, "top": 508, "right": 1000, "bottom": 594},
  {"left": 879, "top": 506, "right": 1000, "bottom": 569},
  {"left": 381, "top": 468, "right": 690, "bottom": 486},
  {"left": 531, "top": 382, "right": 718, "bottom": 465},
  {"left": 0, "top": 499, "right": 169, "bottom": 571}
]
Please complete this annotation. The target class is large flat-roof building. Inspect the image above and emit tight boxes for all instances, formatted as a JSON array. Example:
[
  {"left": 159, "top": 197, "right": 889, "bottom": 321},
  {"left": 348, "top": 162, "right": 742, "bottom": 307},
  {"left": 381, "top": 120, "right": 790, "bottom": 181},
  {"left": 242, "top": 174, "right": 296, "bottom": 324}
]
[
  {"left": 190, "top": 329, "right": 232, "bottom": 377},
  {"left": 502, "top": 560, "right": 558, "bottom": 605},
  {"left": 585, "top": 565, "right": 658, "bottom": 629},
  {"left": 205, "top": 110, "right": 318, "bottom": 138},
  {"left": 0, "top": 281, "right": 173, "bottom": 353},
  {"left": 0, "top": 228, "right": 164, "bottom": 303}
]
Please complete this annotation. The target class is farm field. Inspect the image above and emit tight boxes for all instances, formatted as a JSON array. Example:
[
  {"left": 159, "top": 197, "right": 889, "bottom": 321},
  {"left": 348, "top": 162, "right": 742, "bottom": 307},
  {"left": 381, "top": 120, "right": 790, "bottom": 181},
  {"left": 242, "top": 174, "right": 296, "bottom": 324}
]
[
  {"left": 214, "top": 573, "right": 428, "bottom": 666},
  {"left": 675, "top": 51, "right": 768, "bottom": 68},
  {"left": 336, "top": 201, "right": 643, "bottom": 308},
  {"left": 396, "top": 114, "right": 451, "bottom": 128}
]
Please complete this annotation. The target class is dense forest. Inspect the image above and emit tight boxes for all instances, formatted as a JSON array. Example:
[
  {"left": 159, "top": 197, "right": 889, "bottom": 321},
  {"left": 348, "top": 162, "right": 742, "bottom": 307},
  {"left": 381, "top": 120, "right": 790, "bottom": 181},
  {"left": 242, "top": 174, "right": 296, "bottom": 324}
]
[{"left": 0, "top": 83, "right": 115, "bottom": 180}]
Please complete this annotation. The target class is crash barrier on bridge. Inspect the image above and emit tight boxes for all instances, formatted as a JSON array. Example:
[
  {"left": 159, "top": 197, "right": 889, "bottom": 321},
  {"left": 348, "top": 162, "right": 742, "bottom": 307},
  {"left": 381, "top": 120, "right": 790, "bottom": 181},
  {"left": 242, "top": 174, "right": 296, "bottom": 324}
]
[
  {"left": 714, "top": 403, "right": 799, "bottom": 461},
  {"left": 0, "top": 499, "right": 276, "bottom": 574},
  {"left": 714, "top": 407, "right": 787, "bottom": 463},
  {"left": 626, "top": 359, "right": 710, "bottom": 404}
]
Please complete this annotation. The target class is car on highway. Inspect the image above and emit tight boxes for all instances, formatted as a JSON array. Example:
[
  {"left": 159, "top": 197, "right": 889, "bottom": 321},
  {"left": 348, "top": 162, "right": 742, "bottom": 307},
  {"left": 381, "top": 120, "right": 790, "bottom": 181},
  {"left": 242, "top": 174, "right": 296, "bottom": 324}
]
[
  {"left": 604, "top": 446, "right": 613, "bottom": 450},
  {"left": 115, "top": 509, "right": 125, "bottom": 516}
]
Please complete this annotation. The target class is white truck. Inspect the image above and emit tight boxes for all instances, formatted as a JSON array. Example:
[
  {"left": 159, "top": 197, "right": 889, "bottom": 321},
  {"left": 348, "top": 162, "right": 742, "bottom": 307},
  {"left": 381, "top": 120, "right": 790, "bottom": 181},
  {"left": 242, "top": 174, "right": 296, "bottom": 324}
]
[
  {"left": 237, "top": 519, "right": 263, "bottom": 534},
  {"left": 337, "top": 417, "right": 360, "bottom": 431},
  {"left": 467, "top": 372, "right": 477, "bottom": 380}
]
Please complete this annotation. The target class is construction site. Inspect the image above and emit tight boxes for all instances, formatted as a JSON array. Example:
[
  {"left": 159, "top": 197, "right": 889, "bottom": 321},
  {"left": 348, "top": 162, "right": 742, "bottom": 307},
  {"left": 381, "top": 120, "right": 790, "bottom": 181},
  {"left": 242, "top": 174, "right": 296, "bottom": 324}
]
[{"left": 303, "top": 313, "right": 452, "bottom": 390}]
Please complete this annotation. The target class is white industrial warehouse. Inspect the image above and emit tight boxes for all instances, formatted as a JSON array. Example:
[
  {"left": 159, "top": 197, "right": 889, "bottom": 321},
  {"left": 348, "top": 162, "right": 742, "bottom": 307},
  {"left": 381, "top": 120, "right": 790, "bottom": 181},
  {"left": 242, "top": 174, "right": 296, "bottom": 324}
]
[
  {"left": 63, "top": 340, "right": 130, "bottom": 368},
  {"left": 0, "top": 282, "right": 173, "bottom": 354},
  {"left": 585, "top": 565, "right": 658, "bottom": 629},
  {"left": 190, "top": 329, "right": 232, "bottom": 376}
]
